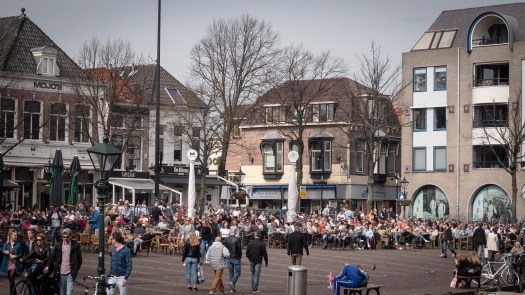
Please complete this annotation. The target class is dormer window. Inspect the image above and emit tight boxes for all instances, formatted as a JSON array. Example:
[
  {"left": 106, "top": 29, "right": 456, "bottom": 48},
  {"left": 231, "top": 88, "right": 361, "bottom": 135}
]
[
  {"left": 467, "top": 12, "right": 514, "bottom": 53},
  {"left": 30, "top": 46, "right": 60, "bottom": 76}
]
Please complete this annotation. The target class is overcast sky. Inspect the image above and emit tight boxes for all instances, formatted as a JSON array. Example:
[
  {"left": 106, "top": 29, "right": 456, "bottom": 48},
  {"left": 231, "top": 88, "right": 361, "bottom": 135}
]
[{"left": 2, "top": 0, "right": 515, "bottom": 84}]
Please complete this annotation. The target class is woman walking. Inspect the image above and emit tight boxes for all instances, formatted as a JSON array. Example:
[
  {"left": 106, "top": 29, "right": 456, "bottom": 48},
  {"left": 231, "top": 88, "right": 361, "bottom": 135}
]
[
  {"left": 486, "top": 226, "right": 499, "bottom": 260},
  {"left": 182, "top": 232, "right": 201, "bottom": 291},
  {"left": 1, "top": 228, "right": 23, "bottom": 295}
]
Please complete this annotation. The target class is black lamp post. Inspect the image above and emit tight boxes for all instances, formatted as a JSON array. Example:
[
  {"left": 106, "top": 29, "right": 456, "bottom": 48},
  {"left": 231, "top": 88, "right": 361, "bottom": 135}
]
[
  {"left": 233, "top": 167, "right": 246, "bottom": 207},
  {"left": 0, "top": 153, "right": 4, "bottom": 210},
  {"left": 319, "top": 176, "right": 327, "bottom": 213},
  {"left": 400, "top": 176, "right": 409, "bottom": 219},
  {"left": 86, "top": 135, "right": 122, "bottom": 295}
]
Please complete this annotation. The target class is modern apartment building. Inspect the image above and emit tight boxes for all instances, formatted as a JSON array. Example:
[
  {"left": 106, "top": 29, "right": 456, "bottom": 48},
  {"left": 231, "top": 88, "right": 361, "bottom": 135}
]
[{"left": 400, "top": 3, "right": 525, "bottom": 221}]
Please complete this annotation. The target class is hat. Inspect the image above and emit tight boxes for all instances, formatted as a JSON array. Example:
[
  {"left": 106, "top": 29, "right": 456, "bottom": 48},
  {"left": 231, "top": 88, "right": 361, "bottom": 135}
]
[{"left": 62, "top": 228, "right": 72, "bottom": 236}]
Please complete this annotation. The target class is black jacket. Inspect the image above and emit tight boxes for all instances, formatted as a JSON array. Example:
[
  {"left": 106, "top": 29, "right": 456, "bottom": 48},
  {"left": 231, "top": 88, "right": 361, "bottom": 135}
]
[
  {"left": 181, "top": 242, "right": 201, "bottom": 263},
  {"left": 472, "top": 227, "right": 486, "bottom": 246},
  {"left": 287, "top": 230, "right": 309, "bottom": 256},
  {"left": 22, "top": 238, "right": 37, "bottom": 256},
  {"left": 48, "top": 240, "right": 82, "bottom": 279},
  {"left": 443, "top": 228, "right": 453, "bottom": 242},
  {"left": 246, "top": 238, "right": 268, "bottom": 265},
  {"left": 223, "top": 236, "right": 242, "bottom": 259},
  {"left": 24, "top": 244, "right": 50, "bottom": 265}
]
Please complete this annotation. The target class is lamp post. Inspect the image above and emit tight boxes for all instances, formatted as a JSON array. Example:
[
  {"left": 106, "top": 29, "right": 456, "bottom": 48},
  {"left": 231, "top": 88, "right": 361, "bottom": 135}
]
[
  {"left": 319, "top": 176, "right": 327, "bottom": 213},
  {"left": 233, "top": 167, "right": 246, "bottom": 207},
  {"left": 399, "top": 176, "right": 409, "bottom": 219},
  {"left": 86, "top": 135, "right": 122, "bottom": 295},
  {"left": 0, "top": 153, "right": 4, "bottom": 211}
]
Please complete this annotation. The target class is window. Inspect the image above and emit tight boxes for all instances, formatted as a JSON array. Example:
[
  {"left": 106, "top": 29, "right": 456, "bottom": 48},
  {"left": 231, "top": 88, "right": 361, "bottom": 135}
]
[
  {"left": 413, "top": 30, "right": 457, "bottom": 50},
  {"left": 110, "top": 135, "right": 123, "bottom": 170},
  {"left": 42, "top": 57, "right": 55, "bottom": 75},
  {"left": 473, "top": 145, "right": 508, "bottom": 168},
  {"left": 0, "top": 98, "right": 15, "bottom": 138},
  {"left": 50, "top": 103, "right": 67, "bottom": 142},
  {"left": 474, "top": 63, "right": 509, "bottom": 86},
  {"left": 127, "top": 116, "right": 142, "bottom": 129},
  {"left": 31, "top": 47, "right": 60, "bottom": 76},
  {"left": 109, "top": 114, "right": 124, "bottom": 128},
  {"left": 192, "top": 127, "right": 201, "bottom": 138},
  {"left": 260, "top": 141, "right": 284, "bottom": 174},
  {"left": 473, "top": 23, "right": 508, "bottom": 46},
  {"left": 413, "top": 109, "right": 426, "bottom": 131},
  {"left": 173, "top": 124, "right": 184, "bottom": 137},
  {"left": 355, "top": 142, "right": 364, "bottom": 173},
  {"left": 310, "top": 140, "right": 332, "bottom": 172},
  {"left": 233, "top": 124, "right": 241, "bottom": 138},
  {"left": 413, "top": 68, "right": 427, "bottom": 92},
  {"left": 413, "top": 147, "right": 426, "bottom": 171},
  {"left": 433, "top": 147, "right": 446, "bottom": 171},
  {"left": 434, "top": 107, "right": 446, "bottom": 130},
  {"left": 265, "top": 106, "right": 286, "bottom": 124},
  {"left": 367, "top": 99, "right": 384, "bottom": 120},
  {"left": 174, "top": 139, "right": 182, "bottom": 162},
  {"left": 473, "top": 104, "right": 508, "bottom": 128},
  {"left": 434, "top": 66, "right": 447, "bottom": 90},
  {"left": 376, "top": 144, "right": 387, "bottom": 174},
  {"left": 312, "top": 103, "right": 336, "bottom": 122},
  {"left": 74, "top": 105, "right": 90, "bottom": 143},
  {"left": 127, "top": 136, "right": 142, "bottom": 170},
  {"left": 387, "top": 143, "right": 397, "bottom": 175},
  {"left": 23, "top": 101, "right": 41, "bottom": 139}
]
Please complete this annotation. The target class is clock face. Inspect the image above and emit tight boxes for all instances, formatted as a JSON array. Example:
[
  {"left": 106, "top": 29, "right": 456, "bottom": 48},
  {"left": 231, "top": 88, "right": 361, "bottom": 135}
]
[
  {"left": 187, "top": 149, "right": 198, "bottom": 161},
  {"left": 288, "top": 151, "right": 299, "bottom": 162}
]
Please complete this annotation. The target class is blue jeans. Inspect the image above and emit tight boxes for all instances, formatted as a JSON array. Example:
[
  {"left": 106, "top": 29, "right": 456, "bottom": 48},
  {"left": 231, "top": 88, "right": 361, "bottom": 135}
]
[
  {"left": 59, "top": 274, "right": 74, "bottom": 295},
  {"left": 52, "top": 226, "right": 61, "bottom": 243},
  {"left": 200, "top": 240, "right": 209, "bottom": 263},
  {"left": 442, "top": 240, "right": 456, "bottom": 257},
  {"left": 227, "top": 258, "right": 241, "bottom": 286},
  {"left": 185, "top": 257, "right": 198, "bottom": 286},
  {"left": 250, "top": 263, "right": 262, "bottom": 292}
]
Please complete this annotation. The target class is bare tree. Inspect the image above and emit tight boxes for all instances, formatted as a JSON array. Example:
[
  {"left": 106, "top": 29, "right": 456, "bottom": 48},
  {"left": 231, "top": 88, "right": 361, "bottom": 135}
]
[
  {"left": 188, "top": 14, "right": 281, "bottom": 176},
  {"left": 339, "top": 42, "right": 405, "bottom": 212},
  {"left": 473, "top": 92, "right": 525, "bottom": 223}
]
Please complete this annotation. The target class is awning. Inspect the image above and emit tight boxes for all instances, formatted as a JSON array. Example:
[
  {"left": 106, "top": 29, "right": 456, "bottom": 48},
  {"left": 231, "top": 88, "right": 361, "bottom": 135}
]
[
  {"left": 1, "top": 179, "right": 21, "bottom": 191},
  {"left": 159, "top": 175, "right": 228, "bottom": 186},
  {"left": 249, "top": 185, "right": 336, "bottom": 200},
  {"left": 108, "top": 177, "right": 182, "bottom": 204}
]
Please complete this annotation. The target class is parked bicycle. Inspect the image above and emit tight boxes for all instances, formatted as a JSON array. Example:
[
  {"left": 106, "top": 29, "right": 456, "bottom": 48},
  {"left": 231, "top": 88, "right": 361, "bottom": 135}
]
[
  {"left": 75, "top": 275, "right": 116, "bottom": 295},
  {"left": 480, "top": 253, "right": 520, "bottom": 286}
]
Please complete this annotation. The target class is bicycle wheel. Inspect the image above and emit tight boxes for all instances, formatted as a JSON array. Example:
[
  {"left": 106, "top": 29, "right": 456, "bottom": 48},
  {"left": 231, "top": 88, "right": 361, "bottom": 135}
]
[
  {"left": 502, "top": 268, "right": 520, "bottom": 286},
  {"left": 14, "top": 280, "right": 31, "bottom": 295},
  {"left": 480, "top": 263, "right": 492, "bottom": 285}
]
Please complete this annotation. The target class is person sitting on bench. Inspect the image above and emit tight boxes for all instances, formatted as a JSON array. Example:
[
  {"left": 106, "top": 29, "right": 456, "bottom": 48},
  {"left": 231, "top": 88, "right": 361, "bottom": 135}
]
[{"left": 332, "top": 263, "right": 368, "bottom": 295}]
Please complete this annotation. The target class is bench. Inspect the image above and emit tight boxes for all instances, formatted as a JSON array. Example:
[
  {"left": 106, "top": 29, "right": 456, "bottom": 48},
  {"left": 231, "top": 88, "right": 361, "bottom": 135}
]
[
  {"left": 342, "top": 284, "right": 384, "bottom": 295},
  {"left": 455, "top": 275, "right": 481, "bottom": 288}
]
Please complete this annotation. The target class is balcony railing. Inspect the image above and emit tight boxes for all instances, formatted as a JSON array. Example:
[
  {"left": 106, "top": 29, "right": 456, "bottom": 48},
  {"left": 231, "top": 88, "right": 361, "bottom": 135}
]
[
  {"left": 473, "top": 161, "right": 508, "bottom": 168},
  {"left": 472, "top": 119, "right": 508, "bottom": 128},
  {"left": 472, "top": 36, "right": 508, "bottom": 46},
  {"left": 474, "top": 78, "right": 509, "bottom": 87}
]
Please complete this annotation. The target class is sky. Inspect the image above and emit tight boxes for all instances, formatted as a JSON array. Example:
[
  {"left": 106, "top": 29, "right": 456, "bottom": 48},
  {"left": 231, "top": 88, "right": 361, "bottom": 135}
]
[{"left": 1, "top": 0, "right": 517, "bottom": 84}]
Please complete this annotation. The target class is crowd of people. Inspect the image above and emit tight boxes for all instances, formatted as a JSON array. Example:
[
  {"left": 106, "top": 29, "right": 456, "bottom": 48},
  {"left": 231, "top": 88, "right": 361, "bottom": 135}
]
[{"left": 2, "top": 200, "right": 525, "bottom": 294}]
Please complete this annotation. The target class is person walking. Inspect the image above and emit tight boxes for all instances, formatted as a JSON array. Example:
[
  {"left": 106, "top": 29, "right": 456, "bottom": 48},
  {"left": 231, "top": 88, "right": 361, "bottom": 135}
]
[
  {"left": 1, "top": 228, "right": 23, "bottom": 295},
  {"left": 182, "top": 232, "right": 200, "bottom": 292},
  {"left": 45, "top": 228, "right": 82, "bottom": 295},
  {"left": 486, "top": 226, "right": 499, "bottom": 260},
  {"left": 441, "top": 222, "right": 457, "bottom": 258},
  {"left": 223, "top": 228, "right": 242, "bottom": 292},
  {"left": 206, "top": 236, "right": 230, "bottom": 294},
  {"left": 287, "top": 222, "right": 309, "bottom": 265},
  {"left": 246, "top": 231, "right": 268, "bottom": 294},
  {"left": 472, "top": 222, "right": 486, "bottom": 258},
  {"left": 108, "top": 232, "right": 132, "bottom": 295}
]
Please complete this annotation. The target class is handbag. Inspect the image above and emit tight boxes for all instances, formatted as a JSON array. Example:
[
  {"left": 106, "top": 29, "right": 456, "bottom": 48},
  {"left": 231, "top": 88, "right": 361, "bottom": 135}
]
[
  {"left": 450, "top": 277, "right": 457, "bottom": 288},
  {"left": 484, "top": 247, "right": 489, "bottom": 258},
  {"left": 197, "top": 264, "right": 205, "bottom": 284}
]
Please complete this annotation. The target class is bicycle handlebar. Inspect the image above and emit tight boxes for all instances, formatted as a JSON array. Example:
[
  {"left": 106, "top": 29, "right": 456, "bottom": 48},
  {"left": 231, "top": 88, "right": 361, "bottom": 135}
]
[{"left": 83, "top": 274, "right": 115, "bottom": 281}]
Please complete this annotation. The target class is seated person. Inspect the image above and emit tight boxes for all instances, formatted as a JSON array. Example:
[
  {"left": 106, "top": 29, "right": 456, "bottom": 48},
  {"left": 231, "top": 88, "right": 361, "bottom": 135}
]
[
  {"left": 332, "top": 263, "right": 368, "bottom": 295},
  {"left": 510, "top": 242, "right": 523, "bottom": 255},
  {"left": 467, "top": 252, "right": 482, "bottom": 276},
  {"left": 454, "top": 253, "right": 472, "bottom": 276},
  {"left": 133, "top": 226, "right": 154, "bottom": 255},
  {"left": 322, "top": 227, "right": 335, "bottom": 249}
]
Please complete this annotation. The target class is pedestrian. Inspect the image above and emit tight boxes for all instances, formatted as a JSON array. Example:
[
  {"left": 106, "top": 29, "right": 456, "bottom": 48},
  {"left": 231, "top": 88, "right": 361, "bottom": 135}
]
[
  {"left": 223, "top": 228, "right": 242, "bottom": 292},
  {"left": 206, "top": 236, "right": 230, "bottom": 294},
  {"left": 472, "top": 222, "right": 486, "bottom": 257},
  {"left": 441, "top": 222, "right": 457, "bottom": 258},
  {"left": 108, "top": 232, "right": 132, "bottom": 295},
  {"left": 246, "top": 231, "right": 268, "bottom": 294},
  {"left": 287, "top": 222, "right": 309, "bottom": 265},
  {"left": 1, "top": 228, "right": 23, "bottom": 295},
  {"left": 45, "top": 228, "right": 82, "bottom": 295},
  {"left": 486, "top": 226, "right": 499, "bottom": 260},
  {"left": 182, "top": 231, "right": 200, "bottom": 292}
]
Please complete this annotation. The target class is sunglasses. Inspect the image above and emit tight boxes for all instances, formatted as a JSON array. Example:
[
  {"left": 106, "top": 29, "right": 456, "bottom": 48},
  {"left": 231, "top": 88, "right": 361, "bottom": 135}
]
[
  {"left": 37, "top": 239, "right": 43, "bottom": 241},
  {"left": 62, "top": 235, "right": 70, "bottom": 238}
]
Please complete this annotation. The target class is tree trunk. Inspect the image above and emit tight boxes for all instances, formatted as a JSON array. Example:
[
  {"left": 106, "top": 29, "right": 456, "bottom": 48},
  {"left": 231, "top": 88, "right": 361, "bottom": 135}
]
[
  {"left": 199, "top": 172, "right": 206, "bottom": 216},
  {"left": 367, "top": 160, "right": 374, "bottom": 213},
  {"left": 512, "top": 171, "right": 517, "bottom": 223},
  {"left": 217, "top": 128, "right": 232, "bottom": 177}
]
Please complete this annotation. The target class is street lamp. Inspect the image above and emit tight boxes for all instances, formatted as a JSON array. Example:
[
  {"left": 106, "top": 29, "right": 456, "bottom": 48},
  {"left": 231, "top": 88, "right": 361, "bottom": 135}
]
[
  {"left": 0, "top": 153, "right": 4, "bottom": 210},
  {"left": 86, "top": 135, "right": 122, "bottom": 295},
  {"left": 233, "top": 167, "right": 246, "bottom": 207},
  {"left": 318, "top": 176, "right": 327, "bottom": 214},
  {"left": 399, "top": 176, "right": 409, "bottom": 219}
]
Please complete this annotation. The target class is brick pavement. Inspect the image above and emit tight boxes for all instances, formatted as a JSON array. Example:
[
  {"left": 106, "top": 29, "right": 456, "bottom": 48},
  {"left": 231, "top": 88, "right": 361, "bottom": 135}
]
[{"left": 0, "top": 245, "right": 479, "bottom": 295}]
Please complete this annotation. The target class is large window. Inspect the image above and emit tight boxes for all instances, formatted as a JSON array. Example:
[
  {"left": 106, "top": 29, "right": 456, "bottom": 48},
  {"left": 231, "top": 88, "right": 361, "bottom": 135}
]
[
  {"left": 434, "top": 107, "right": 446, "bottom": 130},
  {"left": 109, "top": 114, "right": 124, "bottom": 128},
  {"left": 127, "top": 136, "right": 142, "bottom": 170},
  {"left": 110, "top": 135, "right": 123, "bottom": 170},
  {"left": 310, "top": 140, "right": 331, "bottom": 172},
  {"left": 474, "top": 63, "right": 509, "bottom": 87},
  {"left": 174, "top": 139, "right": 182, "bottom": 162},
  {"left": 23, "top": 101, "right": 41, "bottom": 139},
  {"left": 260, "top": 141, "right": 284, "bottom": 174},
  {"left": 312, "top": 103, "right": 336, "bottom": 122},
  {"left": 413, "top": 68, "right": 427, "bottom": 92},
  {"left": 413, "top": 147, "right": 426, "bottom": 171},
  {"left": 473, "top": 145, "right": 508, "bottom": 168},
  {"left": 473, "top": 104, "right": 508, "bottom": 128},
  {"left": 50, "top": 103, "right": 67, "bottom": 142},
  {"left": 265, "top": 106, "right": 286, "bottom": 124},
  {"left": 434, "top": 66, "right": 447, "bottom": 90},
  {"left": 433, "top": 147, "right": 446, "bottom": 171},
  {"left": 355, "top": 142, "right": 364, "bottom": 173},
  {"left": 413, "top": 109, "right": 426, "bottom": 131},
  {"left": 0, "top": 98, "right": 15, "bottom": 138},
  {"left": 74, "top": 105, "right": 90, "bottom": 143}
]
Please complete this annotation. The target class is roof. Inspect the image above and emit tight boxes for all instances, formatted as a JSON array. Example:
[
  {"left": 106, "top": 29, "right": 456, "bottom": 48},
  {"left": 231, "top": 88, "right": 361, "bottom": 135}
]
[
  {"left": 421, "top": 2, "right": 525, "bottom": 49},
  {"left": 0, "top": 12, "right": 85, "bottom": 78}
]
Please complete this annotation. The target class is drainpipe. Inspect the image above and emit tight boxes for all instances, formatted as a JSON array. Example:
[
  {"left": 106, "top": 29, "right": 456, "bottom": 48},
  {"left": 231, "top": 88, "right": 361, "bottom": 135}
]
[{"left": 456, "top": 47, "right": 461, "bottom": 219}]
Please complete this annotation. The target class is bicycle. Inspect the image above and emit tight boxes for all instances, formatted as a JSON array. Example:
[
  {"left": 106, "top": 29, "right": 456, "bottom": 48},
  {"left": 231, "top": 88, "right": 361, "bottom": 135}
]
[
  {"left": 75, "top": 275, "right": 117, "bottom": 295},
  {"left": 480, "top": 253, "right": 520, "bottom": 286},
  {"left": 13, "top": 261, "right": 57, "bottom": 295}
]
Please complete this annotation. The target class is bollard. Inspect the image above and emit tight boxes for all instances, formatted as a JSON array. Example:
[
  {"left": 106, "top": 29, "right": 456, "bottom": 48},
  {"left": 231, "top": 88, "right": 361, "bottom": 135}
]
[{"left": 287, "top": 265, "right": 308, "bottom": 295}]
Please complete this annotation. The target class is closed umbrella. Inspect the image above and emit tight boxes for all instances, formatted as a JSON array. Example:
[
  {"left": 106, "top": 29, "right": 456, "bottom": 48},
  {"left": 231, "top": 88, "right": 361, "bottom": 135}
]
[
  {"left": 287, "top": 151, "right": 299, "bottom": 222},
  {"left": 49, "top": 149, "right": 64, "bottom": 206},
  {"left": 68, "top": 155, "right": 81, "bottom": 205}
]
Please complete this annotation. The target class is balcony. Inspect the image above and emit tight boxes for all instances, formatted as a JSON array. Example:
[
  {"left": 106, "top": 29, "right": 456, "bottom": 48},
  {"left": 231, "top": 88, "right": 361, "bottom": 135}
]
[{"left": 473, "top": 161, "right": 508, "bottom": 169}]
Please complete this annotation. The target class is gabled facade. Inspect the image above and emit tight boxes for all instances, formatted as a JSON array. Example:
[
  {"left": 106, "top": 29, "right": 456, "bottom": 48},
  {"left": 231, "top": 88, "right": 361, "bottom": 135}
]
[
  {"left": 400, "top": 3, "right": 525, "bottom": 221},
  {"left": 226, "top": 77, "right": 401, "bottom": 213}
]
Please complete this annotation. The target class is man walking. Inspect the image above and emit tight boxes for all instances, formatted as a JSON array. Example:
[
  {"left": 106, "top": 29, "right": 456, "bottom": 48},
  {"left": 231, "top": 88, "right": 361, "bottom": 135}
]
[
  {"left": 441, "top": 222, "right": 457, "bottom": 258},
  {"left": 287, "top": 222, "right": 309, "bottom": 265},
  {"left": 472, "top": 222, "right": 487, "bottom": 257},
  {"left": 207, "top": 236, "right": 230, "bottom": 294},
  {"left": 223, "top": 228, "right": 242, "bottom": 292},
  {"left": 45, "top": 228, "right": 82, "bottom": 295},
  {"left": 108, "top": 232, "right": 132, "bottom": 295},
  {"left": 246, "top": 231, "right": 268, "bottom": 294}
]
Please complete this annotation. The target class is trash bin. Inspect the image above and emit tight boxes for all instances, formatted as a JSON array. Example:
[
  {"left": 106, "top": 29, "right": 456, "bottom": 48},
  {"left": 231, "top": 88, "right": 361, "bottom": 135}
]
[{"left": 287, "top": 265, "right": 308, "bottom": 295}]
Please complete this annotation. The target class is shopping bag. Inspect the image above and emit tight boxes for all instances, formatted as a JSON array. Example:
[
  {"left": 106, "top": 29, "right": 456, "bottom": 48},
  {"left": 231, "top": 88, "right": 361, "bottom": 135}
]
[
  {"left": 450, "top": 277, "right": 457, "bottom": 288},
  {"left": 484, "top": 247, "right": 489, "bottom": 259},
  {"left": 197, "top": 264, "right": 205, "bottom": 284}
]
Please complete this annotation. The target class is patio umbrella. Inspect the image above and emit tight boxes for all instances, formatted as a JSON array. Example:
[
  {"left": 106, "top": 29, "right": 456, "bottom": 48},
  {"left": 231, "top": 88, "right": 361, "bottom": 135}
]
[
  {"left": 287, "top": 151, "right": 299, "bottom": 222},
  {"left": 49, "top": 149, "right": 64, "bottom": 206},
  {"left": 68, "top": 155, "right": 81, "bottom": 205}
]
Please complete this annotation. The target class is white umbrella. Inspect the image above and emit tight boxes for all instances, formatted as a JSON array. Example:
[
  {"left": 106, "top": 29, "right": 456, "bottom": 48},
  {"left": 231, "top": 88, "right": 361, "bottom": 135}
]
[
  {"left": 287, "top": 151, "right": 299, "bottom": 222},
  {"left": 187, "top": 150, "right": 198, "bottom": 220}
]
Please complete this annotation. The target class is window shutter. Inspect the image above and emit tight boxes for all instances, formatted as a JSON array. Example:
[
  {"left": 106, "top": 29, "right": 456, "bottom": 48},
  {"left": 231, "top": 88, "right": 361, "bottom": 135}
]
[
  {"left": 414, "top": 148, "right": 426, "bottom": 170},
  {"left": 434, "top": 148, "right": 446, "bottom": 170}
]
